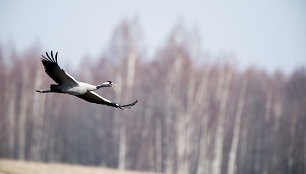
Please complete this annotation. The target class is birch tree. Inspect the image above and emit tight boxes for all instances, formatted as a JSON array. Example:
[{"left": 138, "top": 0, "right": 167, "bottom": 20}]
[
  {"left": 4, "top": 70, "right": 17, "bottom": 158},
  {"left": 196, "top": 67, "right": 210, "bottom": 174},
  {"left": 212, "top": 65, "right": 232, "bottom": 174},
  {"left": 227, "top": 76, "right": 248, "bottom": 174},
  {"left": 106, "top": 18, "right": 142, "bottom": 170},
  {"left": 17, "top": 66, "right": 29, "bottom": 159},
  {"left": 30, "top": 61, "right": 46, "bottom": 161}
]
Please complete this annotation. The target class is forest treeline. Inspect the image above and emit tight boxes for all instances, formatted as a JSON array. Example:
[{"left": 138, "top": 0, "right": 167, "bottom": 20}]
[{"left": 0, "top": 20, "right": 305, "bottom": 174}]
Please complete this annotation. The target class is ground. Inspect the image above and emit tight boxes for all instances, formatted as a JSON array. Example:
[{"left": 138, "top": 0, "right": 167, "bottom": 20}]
[{"left": 0, "top": 159, "right": 158, "bottom": 174}]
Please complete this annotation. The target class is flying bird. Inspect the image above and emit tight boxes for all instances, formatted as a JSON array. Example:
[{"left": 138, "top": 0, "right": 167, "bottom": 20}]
[{"left": 36, "top": 51, "right": 138, "bottom": 109}]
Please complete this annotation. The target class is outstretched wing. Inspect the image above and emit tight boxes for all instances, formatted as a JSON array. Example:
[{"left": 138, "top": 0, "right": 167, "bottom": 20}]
[
  {"left": 41, "top": 51, "right": 78, "bottom": 85},
  {"left": 76, "top": 91, "right": 138, "bottom": 109}
]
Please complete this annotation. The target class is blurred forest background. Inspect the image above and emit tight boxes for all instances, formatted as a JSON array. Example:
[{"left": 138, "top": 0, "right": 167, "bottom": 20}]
[{"left": 0, "top": 19, "right": 305, "bottom": 174}]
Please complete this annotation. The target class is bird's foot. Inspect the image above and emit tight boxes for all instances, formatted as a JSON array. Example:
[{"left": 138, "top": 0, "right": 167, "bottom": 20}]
[{"left": 36, "top": 90, "right": 52, "bottom": 93}]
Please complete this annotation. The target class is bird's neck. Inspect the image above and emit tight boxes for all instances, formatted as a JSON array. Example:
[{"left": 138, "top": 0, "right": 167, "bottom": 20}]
[{"left": 96, "top": 83, "right": 109, "bottom": 89}]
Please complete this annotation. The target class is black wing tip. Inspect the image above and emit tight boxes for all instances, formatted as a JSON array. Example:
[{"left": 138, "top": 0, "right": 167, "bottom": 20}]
[
  {"left": 119, "top": 99, "right": 139, "bottom": 109},
  {"left": 131, "top": 100, "right": 138, "bottom": 105},
  {"left": 41, "top": 51, "right": 58, "bottom": 63},
  {"left": 55, "top": 52, "right": 58, "bottom": 62}
]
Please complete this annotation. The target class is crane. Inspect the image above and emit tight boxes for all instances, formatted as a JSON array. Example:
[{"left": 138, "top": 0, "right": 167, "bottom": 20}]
[{"left": 36, "top": 51, "right": 138, "bottom": 109}]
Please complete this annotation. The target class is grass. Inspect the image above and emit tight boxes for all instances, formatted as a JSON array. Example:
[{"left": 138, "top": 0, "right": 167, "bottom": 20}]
[{"left": 0, "top": 159, "right": 159, "bottom": 174}]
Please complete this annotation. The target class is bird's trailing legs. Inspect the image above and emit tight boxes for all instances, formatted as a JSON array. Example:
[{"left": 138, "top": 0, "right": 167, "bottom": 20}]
[{"left": 36, "top": 90, "right": 52, "bottom": 93}]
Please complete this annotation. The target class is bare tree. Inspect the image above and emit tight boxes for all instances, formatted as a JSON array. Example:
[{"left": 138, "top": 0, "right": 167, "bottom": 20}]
[
  {"left": 4, "top": 69, "right": 17, "bottom": 158},
  {"left": 17, "top": 66, "right": 29, "bottom": 160},
  {"left": 0, "top": 20, "right": 305, "bottom": 174},
  {"left": 30, "top": 61, "right": 46, "bottom": 161},
  {"left": 227, "top": 75, "right": 248, "bottom": 174},
  {"left": 212, "top": 65, "right": 232, "bottom": 174}
]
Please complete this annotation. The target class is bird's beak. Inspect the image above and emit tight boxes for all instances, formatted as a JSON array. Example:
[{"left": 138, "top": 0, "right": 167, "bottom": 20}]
[{"left": 111, "top": 83, "right": 117, "bottom": 89}]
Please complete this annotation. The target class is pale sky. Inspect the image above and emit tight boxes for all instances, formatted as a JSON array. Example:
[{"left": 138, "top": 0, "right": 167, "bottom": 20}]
[{"left": 0, "top": 0, "right": 305, "bottom": 74}]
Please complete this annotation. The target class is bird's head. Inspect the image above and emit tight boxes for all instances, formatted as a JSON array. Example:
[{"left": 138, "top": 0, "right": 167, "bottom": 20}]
[
  {"left": 105, "top": 81, "right": 113, "bottom": 87},
  {"left": 97, "top": 81, "right": 116, "bottom": 89}
]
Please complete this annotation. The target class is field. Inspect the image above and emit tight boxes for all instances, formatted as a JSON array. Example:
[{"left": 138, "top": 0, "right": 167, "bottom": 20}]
[{"left": 0, "top": 159, "right": 158, "bottom": 174}]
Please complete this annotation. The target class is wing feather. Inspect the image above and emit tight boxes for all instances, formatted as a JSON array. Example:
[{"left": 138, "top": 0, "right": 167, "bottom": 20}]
[
  {"left": 76, "top": 91, "right": 138, "bottom": 109},
  {"left": 41, "top": 51, "right": 78, "bottom": 85}
]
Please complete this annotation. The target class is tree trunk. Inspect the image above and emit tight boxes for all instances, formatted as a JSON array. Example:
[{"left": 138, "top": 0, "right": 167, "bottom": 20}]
[
  {"left": 194, "top": 68, "right": 209, "bottom": 174},
  {"left": 17, "top": 70, "right": 29, "bottom": 159},
  {"left": 115, "top": 69, "right": 125, "bottom": 170},
  {"left": 30, "top": 67, "right": 46, "bottom": 161},
  {"left": 213, "top": 67, "right": 232, "bottom": 174},
  {"left": 194, "top": 68, "right": 210, "bottom": 174},
  {"left": 118, "top": 124, "right": 126, "bottom": 170},
  {"left": 155, "top": 116, "right": 163, "bottom": 172},
  {"left": 5, "top": 74, "right": 16, "bottom": 158},
  {"left": 227, "top": 77, "right": 248, "bottom": 174}
]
